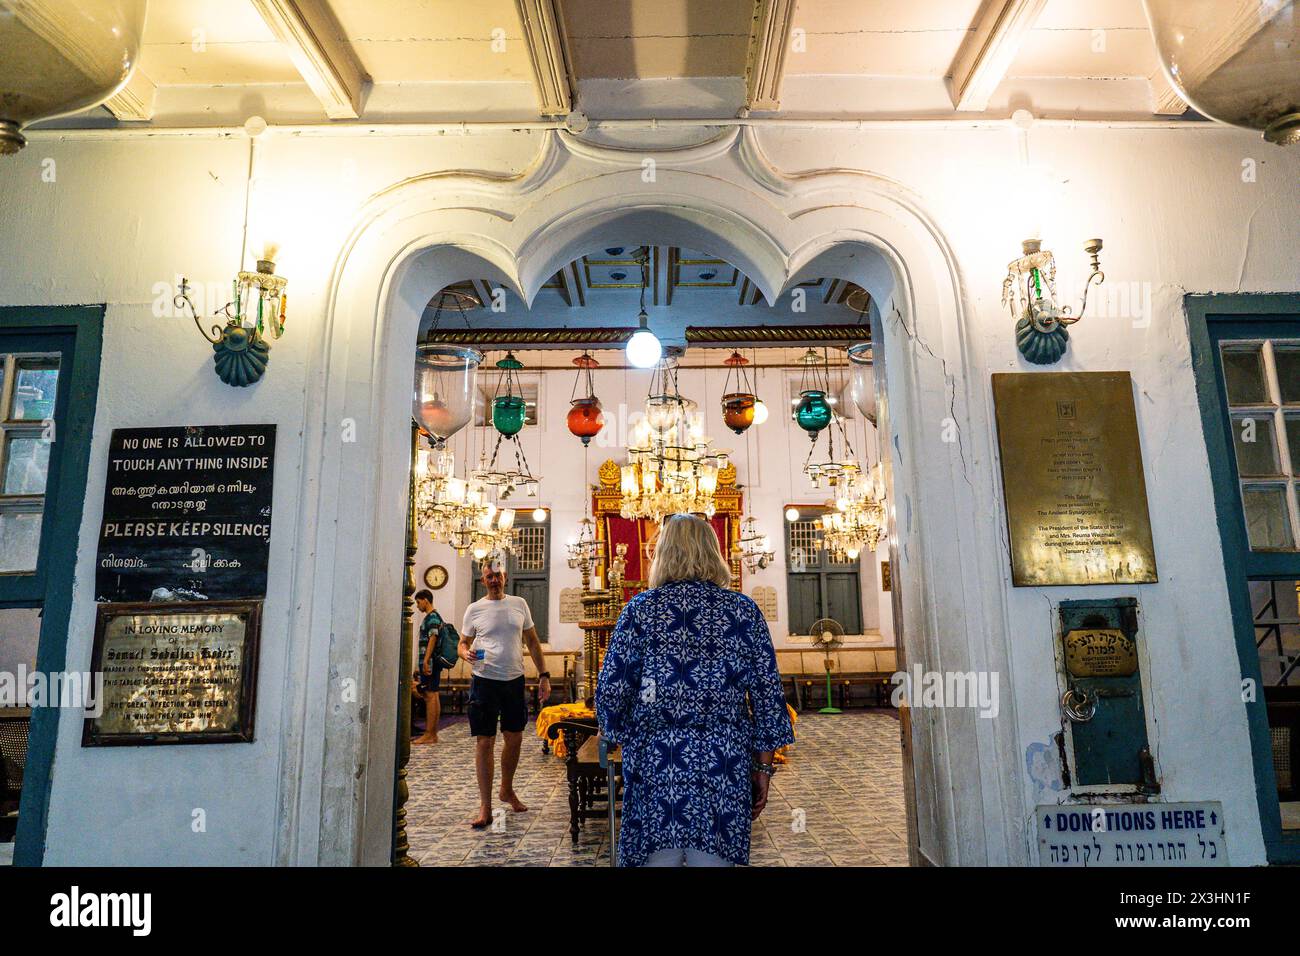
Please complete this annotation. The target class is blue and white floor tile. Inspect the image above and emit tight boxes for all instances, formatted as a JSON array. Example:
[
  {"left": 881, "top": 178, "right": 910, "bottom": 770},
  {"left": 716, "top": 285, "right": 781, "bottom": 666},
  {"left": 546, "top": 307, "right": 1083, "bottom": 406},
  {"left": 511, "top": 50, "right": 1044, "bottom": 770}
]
[{"left": 404, "top": 710, "right": 909, "bottom": 867}]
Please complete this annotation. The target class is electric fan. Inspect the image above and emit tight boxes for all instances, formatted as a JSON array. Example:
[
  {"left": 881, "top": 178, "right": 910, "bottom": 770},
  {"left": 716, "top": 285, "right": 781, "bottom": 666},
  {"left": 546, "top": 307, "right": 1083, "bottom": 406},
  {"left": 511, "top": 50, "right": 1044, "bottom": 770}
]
[{"left": 809, "top": 617, "right": 845, "bottom": 714}]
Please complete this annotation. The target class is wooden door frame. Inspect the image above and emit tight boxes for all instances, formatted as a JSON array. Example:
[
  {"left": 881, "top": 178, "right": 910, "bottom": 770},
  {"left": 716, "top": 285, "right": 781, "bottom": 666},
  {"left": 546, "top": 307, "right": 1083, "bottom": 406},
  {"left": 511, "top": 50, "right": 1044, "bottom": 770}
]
[
  {"left": 1187, "top": 292, "right": 1300, "bottom": 863},
  {"left": 0, "top": 306, "right": 104, "bottom": 866}
]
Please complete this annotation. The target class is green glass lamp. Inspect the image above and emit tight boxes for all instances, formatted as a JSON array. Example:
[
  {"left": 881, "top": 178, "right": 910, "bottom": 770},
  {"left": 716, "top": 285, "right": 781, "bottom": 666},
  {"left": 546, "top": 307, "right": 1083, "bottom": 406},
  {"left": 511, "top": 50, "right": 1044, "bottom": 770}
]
[
  {"left": 795, "top": 389, "right": 833, "bottom": 435},
  {"left": 491, "top": 353, "right": 527, "bottom": 436}
]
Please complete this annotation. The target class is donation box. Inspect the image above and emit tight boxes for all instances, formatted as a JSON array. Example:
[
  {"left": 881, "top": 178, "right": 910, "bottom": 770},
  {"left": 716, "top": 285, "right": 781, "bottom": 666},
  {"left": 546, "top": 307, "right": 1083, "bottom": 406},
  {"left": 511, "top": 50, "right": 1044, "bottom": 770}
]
[{"left": 1058, "top": 598, "right": 1159, "bottom": 792}]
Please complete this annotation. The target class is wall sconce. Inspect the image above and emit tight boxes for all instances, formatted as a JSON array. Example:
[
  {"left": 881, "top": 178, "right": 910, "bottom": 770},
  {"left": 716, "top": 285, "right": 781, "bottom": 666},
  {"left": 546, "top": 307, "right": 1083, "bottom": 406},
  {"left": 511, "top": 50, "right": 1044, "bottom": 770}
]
[
  {"left": 176, "top": 245, "right": 288, "bottom": 387},
  {"left": 1002, "top": 238, "right": 1104, "bottom": 365}
]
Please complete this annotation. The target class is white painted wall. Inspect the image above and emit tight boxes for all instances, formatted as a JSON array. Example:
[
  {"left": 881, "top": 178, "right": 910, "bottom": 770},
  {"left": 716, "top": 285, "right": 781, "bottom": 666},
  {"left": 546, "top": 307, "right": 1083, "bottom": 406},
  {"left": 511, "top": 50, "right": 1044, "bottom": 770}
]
[{"left": 0, "top": 121, "right": 1295, "bottom": 866}]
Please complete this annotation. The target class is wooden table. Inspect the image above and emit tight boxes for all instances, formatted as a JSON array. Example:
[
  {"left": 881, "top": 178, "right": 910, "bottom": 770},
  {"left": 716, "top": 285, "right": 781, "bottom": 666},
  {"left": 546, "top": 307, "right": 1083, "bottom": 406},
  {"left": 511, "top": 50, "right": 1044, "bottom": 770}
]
[{"left": 536, "top": 702, "right": 594, "bottom": 757}]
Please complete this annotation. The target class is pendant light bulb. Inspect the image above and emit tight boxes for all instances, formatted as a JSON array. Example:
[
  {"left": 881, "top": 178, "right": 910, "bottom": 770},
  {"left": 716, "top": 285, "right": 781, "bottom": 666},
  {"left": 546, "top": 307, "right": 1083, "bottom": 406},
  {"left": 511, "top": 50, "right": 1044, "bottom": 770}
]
[
  {"left": 752, "top": 398, "right": 769, "bottom": 425},
  {"left": 626, "top": 309, "right": 662, "bottom": 369}
]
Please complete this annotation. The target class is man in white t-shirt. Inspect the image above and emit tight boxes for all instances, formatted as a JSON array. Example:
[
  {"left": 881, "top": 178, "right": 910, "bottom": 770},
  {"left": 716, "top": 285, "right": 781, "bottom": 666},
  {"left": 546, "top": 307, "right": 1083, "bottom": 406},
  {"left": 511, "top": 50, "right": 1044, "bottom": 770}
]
[{"left": 459, "top": 559, "right": 551, "bottom": 828}]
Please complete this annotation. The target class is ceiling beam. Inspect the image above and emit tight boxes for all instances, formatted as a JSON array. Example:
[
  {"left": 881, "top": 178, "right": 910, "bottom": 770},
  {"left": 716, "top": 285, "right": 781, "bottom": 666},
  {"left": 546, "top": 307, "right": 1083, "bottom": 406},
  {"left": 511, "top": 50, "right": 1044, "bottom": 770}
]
[
  {"left": 248, "top": 0, "right": 368, "bottom": 120},
  {"left": 515, "top": 0, "right": 574, "bottom": 116},
  {"left": 947, "top": 0, "right": 1048, "bottom": 112},
  {"left": 105, "top": 69, "right": 156, "bottom": 122},
  {"left": 1148, "top": 0, "right": 1277, "bottom": 115},
  {"left": 745, "top": 0, "right": 798, "bottom": 112},
  {"left": 553, "top": 268, "right": 576, "bottom": 307}
]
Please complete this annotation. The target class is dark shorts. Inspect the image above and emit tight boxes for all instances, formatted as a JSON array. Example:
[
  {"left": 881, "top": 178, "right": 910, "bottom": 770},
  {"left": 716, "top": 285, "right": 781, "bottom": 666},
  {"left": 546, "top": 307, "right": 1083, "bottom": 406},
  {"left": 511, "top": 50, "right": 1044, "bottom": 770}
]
[
  {"left": 415, "top": 667, "right": 442, "bottom": 693},
  {"left": 468, "top": 675, "right": 527, "bottom": 737}
]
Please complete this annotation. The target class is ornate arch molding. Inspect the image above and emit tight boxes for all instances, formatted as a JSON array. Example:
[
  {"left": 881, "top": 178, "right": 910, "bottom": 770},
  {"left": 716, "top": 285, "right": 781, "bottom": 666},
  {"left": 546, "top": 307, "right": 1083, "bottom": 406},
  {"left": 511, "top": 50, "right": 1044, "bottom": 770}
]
[{"left": 277, "top": 126, "right": 1025, "bottom": 867}]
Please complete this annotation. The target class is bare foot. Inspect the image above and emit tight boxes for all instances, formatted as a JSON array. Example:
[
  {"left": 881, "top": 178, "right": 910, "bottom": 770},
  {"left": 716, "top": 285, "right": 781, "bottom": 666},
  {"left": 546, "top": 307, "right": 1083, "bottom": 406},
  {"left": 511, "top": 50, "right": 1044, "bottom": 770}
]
[
  {"left": 413, "top": 734, "right": 437, "bottom": 745},
  {"left": 469, "top": 809, "right": 492, "bottom": 829},
  {"left": 499, "top": 790, "right": 528, "bottom": 813}
]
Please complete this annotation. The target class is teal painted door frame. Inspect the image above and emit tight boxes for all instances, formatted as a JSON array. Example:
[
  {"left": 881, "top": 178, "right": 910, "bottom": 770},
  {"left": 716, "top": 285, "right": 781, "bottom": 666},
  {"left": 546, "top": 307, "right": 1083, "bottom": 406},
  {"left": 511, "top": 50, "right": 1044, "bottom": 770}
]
[
  {"left": 1186, "top": 292, "right": 1300, "bottom": 864},
  {"left": 0, "top": 306, "right": 104, "bottom": 866}
]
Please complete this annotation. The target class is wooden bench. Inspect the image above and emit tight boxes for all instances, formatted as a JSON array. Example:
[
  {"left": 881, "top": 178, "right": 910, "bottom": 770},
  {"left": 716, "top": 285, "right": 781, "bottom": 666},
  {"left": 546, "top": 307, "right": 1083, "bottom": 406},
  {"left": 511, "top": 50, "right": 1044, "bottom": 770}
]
[{"left": 776, "top": 647, "right": 899, "bottom": 711}]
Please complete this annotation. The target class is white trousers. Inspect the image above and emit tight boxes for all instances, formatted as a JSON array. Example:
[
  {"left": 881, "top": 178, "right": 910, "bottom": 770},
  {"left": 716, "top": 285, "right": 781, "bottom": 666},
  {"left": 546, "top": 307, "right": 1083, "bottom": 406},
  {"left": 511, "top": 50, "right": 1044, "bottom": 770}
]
[{"left": 644, "top": 847, "right": 735, "bottom": 867}]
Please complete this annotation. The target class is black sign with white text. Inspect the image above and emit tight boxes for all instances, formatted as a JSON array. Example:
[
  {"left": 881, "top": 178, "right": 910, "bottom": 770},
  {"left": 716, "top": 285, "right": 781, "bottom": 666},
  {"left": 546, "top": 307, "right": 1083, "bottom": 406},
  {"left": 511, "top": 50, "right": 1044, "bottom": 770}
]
[{"left": 94, "top": 425, "right": 276, "bottom": 602}]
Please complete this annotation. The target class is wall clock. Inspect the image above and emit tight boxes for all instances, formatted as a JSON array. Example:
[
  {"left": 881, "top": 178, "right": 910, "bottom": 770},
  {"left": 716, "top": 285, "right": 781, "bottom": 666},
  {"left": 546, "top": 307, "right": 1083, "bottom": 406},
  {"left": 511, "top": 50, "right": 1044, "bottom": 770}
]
[{"left": 423, "top": 565, "right": 448, "bottom": 590}]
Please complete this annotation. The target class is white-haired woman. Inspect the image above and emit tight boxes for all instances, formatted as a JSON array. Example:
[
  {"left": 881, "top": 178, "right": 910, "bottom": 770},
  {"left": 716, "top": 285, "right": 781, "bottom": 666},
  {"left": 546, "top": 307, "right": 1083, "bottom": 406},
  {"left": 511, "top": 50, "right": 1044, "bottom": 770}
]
[{"left": 596, "top": 513, "right": 793, "bottom": 867}]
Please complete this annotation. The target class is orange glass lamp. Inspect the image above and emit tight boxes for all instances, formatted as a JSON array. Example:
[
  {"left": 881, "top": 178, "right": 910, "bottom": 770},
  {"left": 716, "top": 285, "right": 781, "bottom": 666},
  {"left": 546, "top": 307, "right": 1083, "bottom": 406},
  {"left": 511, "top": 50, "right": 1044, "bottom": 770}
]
[
  {"left": 721, "top": 351, "right": 758, "bottom": 435},
  {"left": 567, "top": 352, "right": 605, "bottom": 446}
]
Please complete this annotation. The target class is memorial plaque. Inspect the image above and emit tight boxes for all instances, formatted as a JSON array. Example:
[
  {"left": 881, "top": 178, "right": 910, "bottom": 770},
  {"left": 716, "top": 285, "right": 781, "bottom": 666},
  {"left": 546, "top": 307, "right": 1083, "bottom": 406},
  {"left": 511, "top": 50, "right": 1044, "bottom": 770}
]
[
  {"left": 558, "top": 587, "right": 584, "bottom": 624},
  {"left": 83, "top": 600, "right": 261, "bottom": 746},
  {"left": 751, "top": 585, "right": 778, "bottom": 622},
  {"left": 992, "top": 373, "right": 1157, "bottom": 586},
  {"left": 95, "top": 424, "right": 276, "bottom": 602},
  {"left": 1064, "top": 628, "right": 1138, "bottom": 678}
]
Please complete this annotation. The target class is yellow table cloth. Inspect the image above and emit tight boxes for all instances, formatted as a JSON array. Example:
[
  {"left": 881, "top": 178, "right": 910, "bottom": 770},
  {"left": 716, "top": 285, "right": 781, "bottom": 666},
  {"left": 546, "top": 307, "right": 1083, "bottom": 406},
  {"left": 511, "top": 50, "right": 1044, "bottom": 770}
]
[
  {"left": 536, "top": 702, "right": 595, "bottom": 758},
  {"left": 537, "top": 701, "right": 798, "bottom": 761}
]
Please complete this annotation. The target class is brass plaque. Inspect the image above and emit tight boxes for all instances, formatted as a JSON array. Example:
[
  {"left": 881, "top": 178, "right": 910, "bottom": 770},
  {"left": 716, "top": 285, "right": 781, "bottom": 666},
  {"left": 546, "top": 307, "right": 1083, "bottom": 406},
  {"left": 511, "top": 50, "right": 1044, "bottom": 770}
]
[
  {"left": 992, "top": 372, "right": 1157, "bottom": 586},
  {"left": 1063, "top": 628, "right": 1138, "bottom": 678},
  {"left": 83, "top": 600, "right": 262, "bottom": 746}
]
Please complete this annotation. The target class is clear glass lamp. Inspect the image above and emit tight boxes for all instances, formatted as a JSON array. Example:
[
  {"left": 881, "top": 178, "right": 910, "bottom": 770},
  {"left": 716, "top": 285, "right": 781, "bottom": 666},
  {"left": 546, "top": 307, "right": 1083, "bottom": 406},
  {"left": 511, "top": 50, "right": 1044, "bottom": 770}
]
[
  {"left": 1143, "top": 0, "right": 1300, "bottom": 145},
  {"left": 0, "top": 0, "right": 148, "bottom": 154}
]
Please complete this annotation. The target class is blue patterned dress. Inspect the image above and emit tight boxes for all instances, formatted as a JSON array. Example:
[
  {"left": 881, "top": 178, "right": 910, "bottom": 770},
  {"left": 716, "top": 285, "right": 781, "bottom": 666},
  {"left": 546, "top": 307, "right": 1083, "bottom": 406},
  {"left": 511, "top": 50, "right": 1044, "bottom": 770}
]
[{"left": 596, "top": 579, "right": 794, "bottom": 867}]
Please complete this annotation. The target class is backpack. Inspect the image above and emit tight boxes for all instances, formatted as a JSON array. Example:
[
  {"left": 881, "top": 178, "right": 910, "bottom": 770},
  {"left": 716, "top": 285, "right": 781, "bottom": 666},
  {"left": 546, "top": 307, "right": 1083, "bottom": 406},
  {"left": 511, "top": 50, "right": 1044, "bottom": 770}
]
[{"left": 434, "top": 621, "right": 461, "bottom": 670}]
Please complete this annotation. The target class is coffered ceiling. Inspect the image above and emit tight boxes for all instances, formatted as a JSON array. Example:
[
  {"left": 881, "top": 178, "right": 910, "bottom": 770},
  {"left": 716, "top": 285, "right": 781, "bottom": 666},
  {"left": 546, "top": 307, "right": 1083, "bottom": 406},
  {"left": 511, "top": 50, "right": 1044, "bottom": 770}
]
[
  {"left": 418, "top": 246, "right": 871, "bottom": 345},
  {"left": 39, "top": 0, "right": 1210, "bottom": 128}
]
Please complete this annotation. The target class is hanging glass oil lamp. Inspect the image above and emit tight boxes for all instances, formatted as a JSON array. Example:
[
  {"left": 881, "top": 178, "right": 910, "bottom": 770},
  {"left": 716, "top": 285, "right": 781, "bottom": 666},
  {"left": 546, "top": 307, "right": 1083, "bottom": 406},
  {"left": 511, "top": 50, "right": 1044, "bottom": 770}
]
[
  {"left": 644, "top": 355, "right": 689, "bottom": 437},
  {"left": 720, "top": 351, "right": 758, "bottom": 435},
  {"left": 0, "top": 0, "right": 147, "bottom": 156},
  {"left": 414, "top": 345, "right": 483, "bottom": 448},
  {"left": 794, "top": 348, "right": 834, "bottom": 439},
  {"left": 566, "top": 352, "right": 605, "bottom": 446},
  {"left": 1142, "top": 0, "right": 1300, "bottom": 146},
  {"left": 491, "top": 352, "right": 528, "bottom": 436},
  {"left": 474, "top": 352, "right": 540, "bottom": 501}
]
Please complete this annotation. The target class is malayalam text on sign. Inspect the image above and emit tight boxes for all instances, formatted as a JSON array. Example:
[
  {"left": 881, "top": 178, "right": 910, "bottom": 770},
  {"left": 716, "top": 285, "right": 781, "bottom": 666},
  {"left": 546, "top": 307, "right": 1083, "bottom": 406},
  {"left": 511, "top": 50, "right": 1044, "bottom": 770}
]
[{"left": 94, "top": 424, "right": 276, "bottom": 602}]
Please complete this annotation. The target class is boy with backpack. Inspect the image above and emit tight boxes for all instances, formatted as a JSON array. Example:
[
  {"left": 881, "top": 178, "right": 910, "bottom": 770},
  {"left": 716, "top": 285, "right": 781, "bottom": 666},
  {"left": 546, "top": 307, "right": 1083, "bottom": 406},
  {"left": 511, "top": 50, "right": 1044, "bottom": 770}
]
[{"left": 414, "top": 589, "right": 457, "bottom": 744}]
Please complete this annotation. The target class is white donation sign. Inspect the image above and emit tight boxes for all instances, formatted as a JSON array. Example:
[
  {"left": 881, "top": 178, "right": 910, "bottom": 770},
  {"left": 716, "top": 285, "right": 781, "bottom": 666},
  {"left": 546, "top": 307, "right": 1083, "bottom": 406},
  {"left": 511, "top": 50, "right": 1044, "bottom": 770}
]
[{"left": 1037, "top": 802, "right": 1228, "bottom": 867}]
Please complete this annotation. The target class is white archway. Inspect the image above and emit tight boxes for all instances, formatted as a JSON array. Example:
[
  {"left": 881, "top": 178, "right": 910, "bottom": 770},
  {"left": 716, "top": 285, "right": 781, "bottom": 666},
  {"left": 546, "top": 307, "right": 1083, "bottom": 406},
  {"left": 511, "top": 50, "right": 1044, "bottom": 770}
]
[{"left": 274, "top": 128, "right": 1028, "bottom": 867}]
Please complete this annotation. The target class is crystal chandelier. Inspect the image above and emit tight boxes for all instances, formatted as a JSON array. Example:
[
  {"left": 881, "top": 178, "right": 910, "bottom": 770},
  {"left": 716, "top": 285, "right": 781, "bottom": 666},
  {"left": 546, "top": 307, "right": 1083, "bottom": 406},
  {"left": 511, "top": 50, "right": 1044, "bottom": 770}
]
[
  {"left": 798, "top": 351, "right": 888, "bottom": 561},
  {"left": 735, "top": 516, "right": 775, "bottom": 571},
  {"left": 414, "top": 442, "right": 517, "bottom": 559},
  {"left": 618, "top": 356, "right": 727, "bottom": 522},
  {"left": 566, "top": 516, "right": 599, "bottom": 590},
  {"left": 802, "top": 356, "right": 858, "bottom": 490},
  {"left": 819, "top": 464, "right": 887, "bottom": 561}
]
